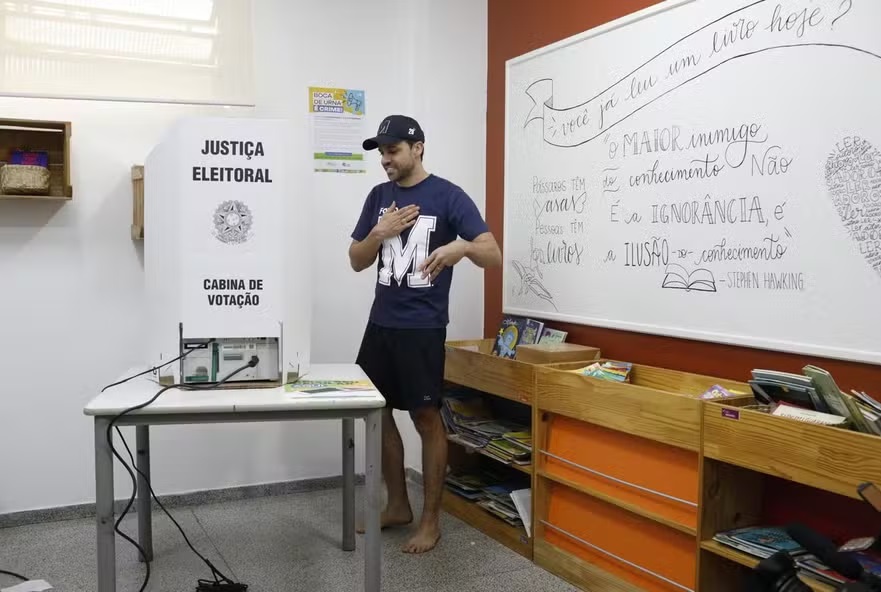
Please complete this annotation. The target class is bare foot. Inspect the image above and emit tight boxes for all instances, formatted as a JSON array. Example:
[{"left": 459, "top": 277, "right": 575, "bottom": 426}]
[
  {"left": 356, "top": 505, "right": 413, "bottom": 533},
  {"left": 401, "top": 522, "right": 441, "bottom": 554}
]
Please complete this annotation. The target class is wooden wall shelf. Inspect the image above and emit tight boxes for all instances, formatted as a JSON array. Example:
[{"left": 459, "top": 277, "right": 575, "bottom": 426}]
[
  {"left": 0, "top": 118, "right": 72, "bottom": 201},
  {"left": 131, "top": 164, "right": 144, "bottom": 239}
]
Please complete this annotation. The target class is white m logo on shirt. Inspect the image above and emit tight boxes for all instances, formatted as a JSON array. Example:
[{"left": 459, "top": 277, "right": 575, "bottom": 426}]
[{"left": 378, "top": 216, "right": 437, "bottom": 288}]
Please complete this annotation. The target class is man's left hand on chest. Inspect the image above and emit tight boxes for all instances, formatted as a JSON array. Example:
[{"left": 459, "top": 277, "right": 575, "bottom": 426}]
[{"left": 418, "top": 240, "right": 467, "bottom": 283}]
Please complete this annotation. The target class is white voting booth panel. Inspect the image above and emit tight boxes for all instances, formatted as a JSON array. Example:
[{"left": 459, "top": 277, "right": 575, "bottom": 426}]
[{"left": 144, "top": 116, "right": 310, "bottom": 382}]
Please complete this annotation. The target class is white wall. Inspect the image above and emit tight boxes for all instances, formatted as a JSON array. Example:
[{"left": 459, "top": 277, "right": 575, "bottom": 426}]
[
  {"left": 390, "top": 0, "right": 490, "bottom": 472},
  {"left": 0, "top": 0, "right": 488, "bottom": 515}
]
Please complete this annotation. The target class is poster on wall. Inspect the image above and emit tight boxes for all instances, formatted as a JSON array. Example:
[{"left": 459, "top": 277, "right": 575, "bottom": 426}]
[{"left": 308, "top": 86, "right": 367, "bottom": 174}]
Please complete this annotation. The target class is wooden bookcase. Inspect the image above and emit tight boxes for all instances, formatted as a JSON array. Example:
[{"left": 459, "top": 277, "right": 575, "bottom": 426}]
[
  {"left": 0, "top": 118, "right": 72, "bottom": 200},
  {"left": 531, "top": 361, "right": 750, "bottom": 592},
  {"left": 697, "top": 398, "right": 881, "bottom": 591},
  {"left": 441, "top": 338, "right": 600, "bottom": 560},
  {"left": 442, "top": 345, "right": 881, "bottom": 589}
]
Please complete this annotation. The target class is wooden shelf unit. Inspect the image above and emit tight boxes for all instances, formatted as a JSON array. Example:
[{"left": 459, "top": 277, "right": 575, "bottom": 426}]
[
  {"left": 444, "top": 338, "right": 598, "bottom": 405},
  {"left": 441, "top": 338, "right": 600, "bottom": 560},
  {"left": 0, "top": 118, "right": 72, "bottom": 201},
  {"left": 532, "top": 361, "right": 751, "bottom": 592},
  {"left": 698, "top": 398, "right": 881, "bottom": 591}
]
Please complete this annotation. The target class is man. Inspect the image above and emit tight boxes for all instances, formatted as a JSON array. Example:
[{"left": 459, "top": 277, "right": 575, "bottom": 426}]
[{"left": 349, "top": 114, "right": 501, "bottom": 554}]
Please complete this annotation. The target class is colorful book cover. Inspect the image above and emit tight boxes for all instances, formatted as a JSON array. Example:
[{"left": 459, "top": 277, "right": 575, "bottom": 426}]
[
  {"left": 491, "top": 315, "right": 528, "bottom": 358},
  {"left": 538, "top": 328, "right": 568, "bottom": 344},
  {"left": 521, "top": 318, "right": 544, "bottom": 345},
  {"left": 575, "top": 361, "right": 633, "bottom": 382}
]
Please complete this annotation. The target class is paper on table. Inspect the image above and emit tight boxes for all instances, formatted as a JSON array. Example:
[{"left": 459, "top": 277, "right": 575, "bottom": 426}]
[
  {"left": 284, "top": 379, "right": 374, "bottom": 396},
  {"left": 2, "top": 581, "right": 53, "bottom": 592}
]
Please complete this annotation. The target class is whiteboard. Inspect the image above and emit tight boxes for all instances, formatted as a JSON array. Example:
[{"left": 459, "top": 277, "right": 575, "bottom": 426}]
[{"left": 503, "top": 0, "right": 881, "bottom": 364}]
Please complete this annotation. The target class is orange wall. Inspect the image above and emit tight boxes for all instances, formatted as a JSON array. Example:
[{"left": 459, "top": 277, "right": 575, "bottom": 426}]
[{"left": 484, "top": 0, "right": 881, "bottom": 392}]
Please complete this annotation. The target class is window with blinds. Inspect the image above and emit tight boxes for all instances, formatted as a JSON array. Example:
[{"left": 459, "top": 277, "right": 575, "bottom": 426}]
[{"left": 0, "top": 0, "right": 254, "bottom": 105}]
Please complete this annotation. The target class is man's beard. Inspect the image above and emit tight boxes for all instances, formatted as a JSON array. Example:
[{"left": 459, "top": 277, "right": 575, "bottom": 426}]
[{"left": 388, "top": 160, "right": 415, "bottom": 182}]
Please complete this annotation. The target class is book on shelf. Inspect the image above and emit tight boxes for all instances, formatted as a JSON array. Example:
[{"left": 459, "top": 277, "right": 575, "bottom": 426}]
[
  {"left": 570, "top": 360, "right": 633, "bottom": 383},
  {"left": 746, "top": 366, "right": 881, "bottom": 436},
  {"left": 538, "top": 327, "right": 567, "bottom": 344},
  {"left": 771, "top": 403, "right": 849, "bottom": 426},
  {"left": 490, "top": 314, "right": 546, "bottom": 358},
  {"left": 712, "top": 525, "right": 881, "bottom": 588},
  {"left": 490, "top": 315, "right": 531, "bottom": 359},
  {"left": 445, "top": 472, "right": 488, "bottom": 501},
  {"left": 750, "top": 369, "right": 825, "bottom": 411},
  {"left": 484, "top": 438, "right": 531, "bottom": 466},
  {"left": 444, "top": 467, "right": 531, "bottom": 530},
  {"left": 489, "top": 316, "right": 571, "bottom": 358},
  {"left": 478, "top": 484, "right": 524, "bottom": 527},
  {"left": 852, "top": 390, "right": 881, "bottom": 415},
  {"left": 440, "top": 394, "right": 532, "bottom": 466},
  {"left": 501, "top": 430, "right": 532, "bottom": 453},
  {"left": 700, "top": 384, "right": 748, "bottom": 400},
  {"left": 713, "top": 525, "right": 805, "bottom": 559},
  {"left": 803, "top": 365, "right": 875, "bottom": 434},
  {"left": 794, "top": 546, "right": 881, "bottom": 587},
  {"left": 510, "top": 488, "right": 532, "bottom": 537}
]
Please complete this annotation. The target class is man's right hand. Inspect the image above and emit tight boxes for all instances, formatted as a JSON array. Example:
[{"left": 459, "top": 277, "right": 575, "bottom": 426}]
[{"left": 370, "top": 201, "right": 420, "bottom": 241}]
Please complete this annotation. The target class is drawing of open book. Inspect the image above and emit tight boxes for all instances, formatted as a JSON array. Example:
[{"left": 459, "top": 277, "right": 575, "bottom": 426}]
[{"left": 662, "top": 264, "right": 717, "bottom": 292}]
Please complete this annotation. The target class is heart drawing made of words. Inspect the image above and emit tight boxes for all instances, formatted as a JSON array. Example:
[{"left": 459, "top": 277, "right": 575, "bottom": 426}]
[{"left": 825, "top": 136, "right": 881, "bottom": 278}]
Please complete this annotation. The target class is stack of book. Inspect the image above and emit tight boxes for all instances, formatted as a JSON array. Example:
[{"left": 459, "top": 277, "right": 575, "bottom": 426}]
[
  {"left": 489, "top": 314, "right": 568, "bottom": 359},
  {"left": 445, "top": 472, "right": 488, "bottom": 501},
  {"left": 477, "top": 484, "right": 524, "bottom": 527},
  {"left": 482, "top": 432, "right": 532, "bottom": 467},
  {"left": 440, "top": 395, "right": 532, "bottom": 466},
  {"left": 713, "top": 525, "right": 804, "bottom": 559},
  {"left": 749, "top": 366, "right": 881, "bottom": 435},
  {"left": 444, "top": 468, "right": 531, "bottom": 530},
  {"left": 713, "top": 525, "right": 881, "bottom": 588},
  {"left": 570, "top": 360, "right": 633, "bottom": 383}
]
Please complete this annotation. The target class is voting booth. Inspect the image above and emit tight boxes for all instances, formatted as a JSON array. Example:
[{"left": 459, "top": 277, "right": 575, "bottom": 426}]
[{"left": 144, "top": 116, "right": 310, "bottom": 385}]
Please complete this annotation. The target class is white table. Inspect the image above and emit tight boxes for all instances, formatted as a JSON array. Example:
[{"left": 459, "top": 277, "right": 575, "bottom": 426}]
[{"left": 83, "top": 363, "right": 384, "bottom": 592}]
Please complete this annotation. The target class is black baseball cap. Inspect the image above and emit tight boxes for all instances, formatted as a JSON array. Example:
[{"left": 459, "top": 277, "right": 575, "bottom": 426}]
[{"left": 362, "top": 115, "right": 425, "bottom": 151}]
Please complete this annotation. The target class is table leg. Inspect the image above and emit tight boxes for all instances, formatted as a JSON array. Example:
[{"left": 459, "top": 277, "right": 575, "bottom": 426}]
[
  {"left": 342, "top": 417, "right": 355, "bottom": 552},
  {"left": 364, "top": 409, "right": 382, "bottom": 592},
  {"left": 136, "top": 425, "right": 154, "bottom": 562},
  {"left": 95, "top": 417, "right": 116, "bottom": 592}
]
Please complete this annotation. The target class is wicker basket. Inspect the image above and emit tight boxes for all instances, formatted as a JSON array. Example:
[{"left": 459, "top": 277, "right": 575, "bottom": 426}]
[{"left": 0, "top": 164, "right": 51, "bottom": 195}]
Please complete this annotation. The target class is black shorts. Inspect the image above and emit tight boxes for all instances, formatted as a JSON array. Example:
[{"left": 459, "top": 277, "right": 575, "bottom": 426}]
[{"left": 355, "top": 322, "right": 446, "bottom": 411}]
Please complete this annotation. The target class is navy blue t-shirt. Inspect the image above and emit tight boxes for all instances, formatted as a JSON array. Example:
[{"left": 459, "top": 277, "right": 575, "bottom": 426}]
[{"left": 351, "top": 174, "right": 489, "bottom": 329}]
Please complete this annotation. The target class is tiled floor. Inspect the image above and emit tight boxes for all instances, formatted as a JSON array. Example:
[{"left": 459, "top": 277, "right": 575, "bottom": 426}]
[{"left": 0, "top": 483, "right": 579, "bottom": 591}]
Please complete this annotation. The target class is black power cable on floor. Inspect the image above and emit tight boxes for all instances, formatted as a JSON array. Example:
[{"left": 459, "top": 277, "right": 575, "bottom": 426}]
[
  {"left": 0, "top": 569, "right": 28, "bottom": 582},
  {"left": 102, "top": 351, "right": 253, "bottom": 592}
]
